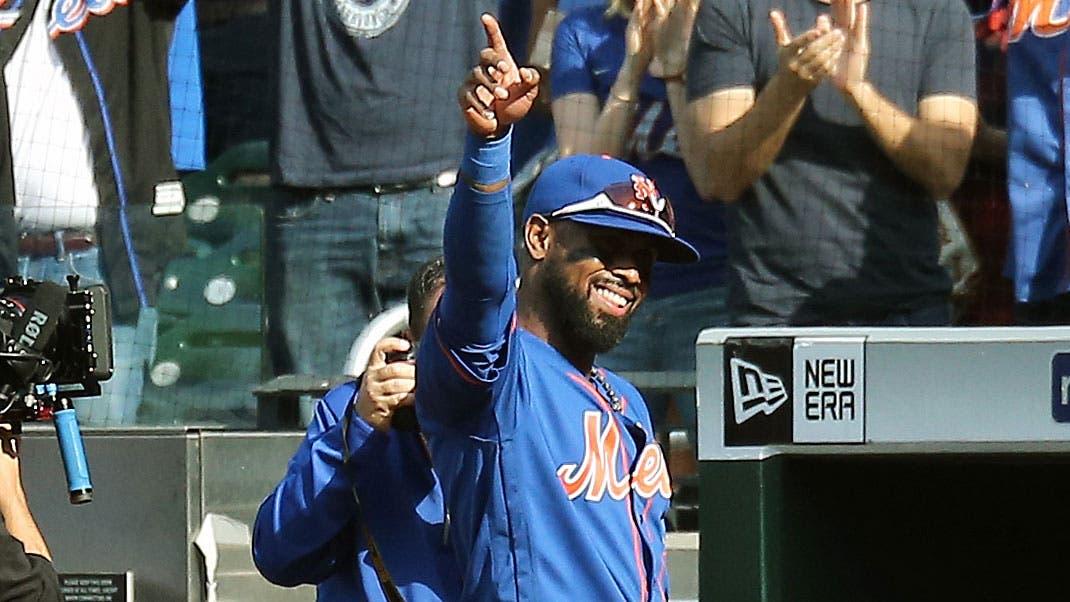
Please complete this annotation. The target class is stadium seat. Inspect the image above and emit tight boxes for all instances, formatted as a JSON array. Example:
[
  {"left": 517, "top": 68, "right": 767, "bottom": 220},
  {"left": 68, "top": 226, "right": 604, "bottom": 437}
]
[{"left": 140, "top": 141, "right": 287, "bottom": 427}]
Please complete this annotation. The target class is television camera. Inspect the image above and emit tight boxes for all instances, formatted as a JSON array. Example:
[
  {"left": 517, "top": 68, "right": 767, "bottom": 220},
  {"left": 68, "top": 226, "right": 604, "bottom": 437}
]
[{"left": 0, "top": 275, "right": 112, "bottom": 504}]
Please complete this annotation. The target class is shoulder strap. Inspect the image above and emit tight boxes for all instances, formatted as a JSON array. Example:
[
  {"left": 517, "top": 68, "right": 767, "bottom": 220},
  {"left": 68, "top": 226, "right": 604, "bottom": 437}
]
[{"left": 341, "top": 389, "right": 407, "bottom": 602}]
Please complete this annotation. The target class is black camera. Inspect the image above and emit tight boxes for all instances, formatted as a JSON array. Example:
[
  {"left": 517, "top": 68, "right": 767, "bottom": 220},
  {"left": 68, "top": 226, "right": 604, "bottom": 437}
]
[{"left": 0, "top": 275, "right": 113, "bottom": 504}]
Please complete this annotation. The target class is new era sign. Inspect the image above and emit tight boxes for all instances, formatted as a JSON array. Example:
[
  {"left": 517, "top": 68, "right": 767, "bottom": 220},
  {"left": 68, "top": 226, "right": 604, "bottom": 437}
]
[
  {"left": 792, "top": 338, "right": 865, "bottom": 443},
  {"left": 724, "top": 337, "right": 867, "bottom": 446},
  {"left": 724, "top": 338, "right": 793, "bottom": 446},
  {"left": 730, "top": 357, "right": 788, "bottom": 423}
]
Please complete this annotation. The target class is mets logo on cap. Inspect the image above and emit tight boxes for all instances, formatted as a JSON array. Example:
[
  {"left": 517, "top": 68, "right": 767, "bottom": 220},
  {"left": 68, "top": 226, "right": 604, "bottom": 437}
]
[{"left": 629, "top": 174, "right": 667, "bottom": 222}]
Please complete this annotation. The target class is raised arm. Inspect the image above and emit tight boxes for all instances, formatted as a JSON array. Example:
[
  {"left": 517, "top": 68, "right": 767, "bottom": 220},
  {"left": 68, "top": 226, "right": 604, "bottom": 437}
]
[
  {"left": 418, "top": 14, "right": 540, "bottom": 422},
  {"left": 684, "top": 0, "right": 843, "bottom": 202}
]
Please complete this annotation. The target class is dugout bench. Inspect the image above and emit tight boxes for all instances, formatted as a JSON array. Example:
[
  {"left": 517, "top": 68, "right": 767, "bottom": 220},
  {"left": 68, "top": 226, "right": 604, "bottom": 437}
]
[{"left": 696, "top": 327, "right": 1070, "bottom": 602}]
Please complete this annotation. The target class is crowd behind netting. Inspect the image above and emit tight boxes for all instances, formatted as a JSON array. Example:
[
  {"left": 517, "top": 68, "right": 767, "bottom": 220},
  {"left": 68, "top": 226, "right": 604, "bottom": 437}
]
[{"left": 0, "top": 0, "right": 1059, "bottom": 447}]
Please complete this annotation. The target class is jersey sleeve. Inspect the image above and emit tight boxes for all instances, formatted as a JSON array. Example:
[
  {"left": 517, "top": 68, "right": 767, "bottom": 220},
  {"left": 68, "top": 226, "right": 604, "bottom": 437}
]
[
  {"left": 417, "top": 130, "right": 518, "bottom": 428},
  {"left": 686, "top": 0, "right": 756, "bottom": 101},
  {"left": 920, "top": 0, "right": 977, "bottom": 100},
  {"left": 0, "top": 517, "right": 61, "bottom": 602},
  {"left": 251, "top": 382, "right": 387, "bottom": 587},
  {"left": 551, "top": 13, "right": 596, "bottom": 99}
]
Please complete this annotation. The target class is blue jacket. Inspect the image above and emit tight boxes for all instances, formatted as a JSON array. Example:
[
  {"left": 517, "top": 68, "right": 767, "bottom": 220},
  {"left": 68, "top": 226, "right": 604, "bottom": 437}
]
[
  {"left": 416, "top": 132, "right": 672, "bottom": 601},
  {"left": 252, "top": 382, "right": 461, "bottom": 601}
]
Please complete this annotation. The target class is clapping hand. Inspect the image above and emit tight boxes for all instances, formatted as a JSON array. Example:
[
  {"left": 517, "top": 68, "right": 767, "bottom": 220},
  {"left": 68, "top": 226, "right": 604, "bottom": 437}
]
[
  {"left": 626, "top": 0, "right": 672, "bottom": 66},
  {"left": 829, "top": 0, "right": 870, "bottom": 94},
  {"left": 459, "top": 14, "right": 541, "bottom": 139},
  {"left": 770, "top": 11, "right": 845, "bottom": 90},
  {"left": 649, "top": 0, "right": 699, "bottom": 79}
]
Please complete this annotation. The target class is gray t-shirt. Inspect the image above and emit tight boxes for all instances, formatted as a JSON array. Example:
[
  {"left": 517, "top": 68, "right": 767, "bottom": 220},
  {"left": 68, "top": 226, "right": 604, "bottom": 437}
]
[
  {"left": 273, "top": 0, "right": 496, "bottom": 188},
  {"left": 687, "top": 0, "right": 975, "bottom": 325}
]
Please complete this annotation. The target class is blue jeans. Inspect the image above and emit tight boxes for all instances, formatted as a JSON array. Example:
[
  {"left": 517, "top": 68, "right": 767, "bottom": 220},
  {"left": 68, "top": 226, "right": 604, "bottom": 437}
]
[
  {"left": 597, "top": 286, "right": 729, "bottom": 437},
  {"left": 18, "top": 247, "right": 157, "bottom": 426},
  {"left": 268, "top": 185, "right": 451, "bottom": 378}
]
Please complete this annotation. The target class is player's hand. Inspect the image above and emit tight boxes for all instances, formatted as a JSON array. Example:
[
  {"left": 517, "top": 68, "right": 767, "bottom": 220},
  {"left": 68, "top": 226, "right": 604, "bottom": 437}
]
[
  {"left": 829, "top": 0, "right": 870, "bottom": 95},
  {"left": 460, "top": 14, "right": 541, "bottom": 139},
  {"left": 650, "top": 0, "right": 698, "bottom": 79},
  {"left": 356, "top": 337, "right": 416, "bottom": 432},
  {"left": 770, "top": 11, "right": 844, "bottom": 91}
]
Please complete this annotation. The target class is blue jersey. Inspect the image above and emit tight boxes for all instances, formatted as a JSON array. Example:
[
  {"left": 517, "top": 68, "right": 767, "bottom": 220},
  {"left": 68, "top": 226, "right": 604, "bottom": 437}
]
[
  {"left": 417, "top": 132, "right": 672, "bottom": 601},
  {"left": 1006, "top": 0, "right": 1070, "bottom": 302},
  {"left": 252, "top": 382, "right": 460, "bottom": 602},
  {"left": 551, "top": 7, "right": 726, "bottom": 297}
]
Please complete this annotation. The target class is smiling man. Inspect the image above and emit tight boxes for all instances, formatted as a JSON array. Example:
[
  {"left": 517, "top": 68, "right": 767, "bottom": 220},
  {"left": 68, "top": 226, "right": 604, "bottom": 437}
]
[{"left": 416, "top": 14, "right": 697, "bottom": 601}]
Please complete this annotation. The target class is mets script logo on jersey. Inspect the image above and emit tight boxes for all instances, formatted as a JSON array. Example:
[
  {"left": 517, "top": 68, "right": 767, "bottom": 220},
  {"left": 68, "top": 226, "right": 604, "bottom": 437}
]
[
  {"left": 557, "top": 411, "right": 672, "bottom": 502},
  {"left": 1008, "top": 0, "right": 1070, "bottom": 43},
  {"left": 47, "top": 0, "right": 129, "bottom": 39},
  {"left": 328, "top": 0, "right": 409, "bottom": 39},
  {"left": 0, "top": 0, "right": 24, "bottom": 30}
]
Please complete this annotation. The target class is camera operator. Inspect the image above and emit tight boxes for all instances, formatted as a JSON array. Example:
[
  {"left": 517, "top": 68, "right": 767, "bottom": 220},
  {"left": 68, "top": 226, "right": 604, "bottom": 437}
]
[{"left": 0, "top": 426, "right": 61, "bottom": 601}]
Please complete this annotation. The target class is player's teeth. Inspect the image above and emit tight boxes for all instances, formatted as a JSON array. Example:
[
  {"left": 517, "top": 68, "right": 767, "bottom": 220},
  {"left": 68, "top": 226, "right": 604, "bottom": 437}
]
[{"left": 596, "top": 287, "right": 627, "bottom": 307}]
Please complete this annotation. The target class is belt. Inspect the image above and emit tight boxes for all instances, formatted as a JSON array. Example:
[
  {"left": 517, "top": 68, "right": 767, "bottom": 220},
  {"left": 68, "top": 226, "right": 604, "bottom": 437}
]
[
  {"left": 18, "top": 229, "right": 96, "bottom": 259},
  {"left": 351, "top": 169, "right": 458, "bottom": 196}
]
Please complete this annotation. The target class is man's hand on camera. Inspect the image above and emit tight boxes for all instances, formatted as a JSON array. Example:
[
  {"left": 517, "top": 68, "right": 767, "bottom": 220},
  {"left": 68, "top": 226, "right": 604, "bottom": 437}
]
[{"left": 356, "top": 337, "right": 416, "bottom": 432}]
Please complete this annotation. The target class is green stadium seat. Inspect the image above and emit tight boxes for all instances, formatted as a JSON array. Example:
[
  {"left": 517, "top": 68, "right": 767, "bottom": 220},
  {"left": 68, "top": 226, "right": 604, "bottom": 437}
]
[{"left": 140, "top": 141, "right": 287, "bottom": 427}]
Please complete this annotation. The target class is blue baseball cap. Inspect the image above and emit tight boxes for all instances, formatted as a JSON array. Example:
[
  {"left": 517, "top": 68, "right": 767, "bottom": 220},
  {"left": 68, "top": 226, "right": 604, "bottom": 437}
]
[{"left": 523, "top": 154, "right": 700, "bottom": 264}]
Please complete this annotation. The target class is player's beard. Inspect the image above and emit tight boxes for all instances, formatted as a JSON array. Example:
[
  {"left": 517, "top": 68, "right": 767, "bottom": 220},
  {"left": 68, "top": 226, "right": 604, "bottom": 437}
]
[{"left": 543, "top": 259, "right": 632, "bottom": 354}]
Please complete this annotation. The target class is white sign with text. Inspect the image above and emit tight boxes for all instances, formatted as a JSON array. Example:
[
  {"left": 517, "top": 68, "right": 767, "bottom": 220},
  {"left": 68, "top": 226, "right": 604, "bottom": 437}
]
[{"left": 792, "top": 337, "right": 866, "bottom": 443}]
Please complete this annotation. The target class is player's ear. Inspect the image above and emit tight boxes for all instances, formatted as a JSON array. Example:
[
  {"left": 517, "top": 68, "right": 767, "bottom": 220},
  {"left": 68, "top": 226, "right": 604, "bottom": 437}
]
[{"left": 524, "top": 215, "right": 552, "bottom": 262}]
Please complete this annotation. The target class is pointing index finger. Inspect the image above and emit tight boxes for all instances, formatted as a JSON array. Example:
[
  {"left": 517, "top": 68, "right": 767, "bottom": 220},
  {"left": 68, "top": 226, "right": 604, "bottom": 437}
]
[{"left": 481, "top": 14, "right": 512, "bottom": 62}]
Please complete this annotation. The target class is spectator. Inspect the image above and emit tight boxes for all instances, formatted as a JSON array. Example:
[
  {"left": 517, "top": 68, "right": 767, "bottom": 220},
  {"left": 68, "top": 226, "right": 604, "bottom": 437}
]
[
  {"left": 418, "top": 15, "right": 684, "bottom": 599},
  {"left": 551, "top": 0, "right": 726, "bottom": 437},
  {"left": 1002, "top": 0, "right": 1070, "bottom": 324},
  {"left": 267, "top": 0, "right": 496, "bottom": 381},
  {"left": 253, "top": 257, "right": 459, "bottom": 601},
  {"left": 685, "top": 0, "right": 978, "bottom": 326},
  {"left": 2, "top": 0, "right": 189, "bottom": 424}
]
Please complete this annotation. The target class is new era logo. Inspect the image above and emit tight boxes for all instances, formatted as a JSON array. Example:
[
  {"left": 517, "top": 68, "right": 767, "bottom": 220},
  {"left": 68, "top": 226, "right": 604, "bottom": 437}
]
[{"left": 730, "top": 357, "right": 788, "bottom": 424}]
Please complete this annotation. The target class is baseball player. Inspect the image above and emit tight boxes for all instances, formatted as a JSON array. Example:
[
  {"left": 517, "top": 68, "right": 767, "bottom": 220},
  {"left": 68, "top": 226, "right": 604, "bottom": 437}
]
[
  {"left": 416, "top": 14, "right": 697, "bottom": 600},
  {"left": 1003, "top": 0, "right": 1070, "bottom": 323},
  {"left": 253, "top": 257, "right": 459, "bottom": 601}
]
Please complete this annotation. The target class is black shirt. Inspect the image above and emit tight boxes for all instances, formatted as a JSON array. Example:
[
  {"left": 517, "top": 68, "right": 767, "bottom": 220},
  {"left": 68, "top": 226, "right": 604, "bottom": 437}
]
[
  {"left": 687, "top": 0, "right": 976, "bottom": 325},
  {"left": 0, "top": 515, "right": 60, "bottom": 602},
  {"left": 272, "top": 0, "right": 497, "bottom": 188}
]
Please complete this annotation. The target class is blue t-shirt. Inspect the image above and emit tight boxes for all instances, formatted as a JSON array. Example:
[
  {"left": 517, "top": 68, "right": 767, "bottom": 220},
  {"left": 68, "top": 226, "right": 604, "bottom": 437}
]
[
  {"left": 417, "top": 132, "right": 672, "bottom": 601},
  {"left": 1006, "top": 5, "right": 1070, "bottom": 303},
  {"left": 551, "top": 8, "right": 726, "bottom": 297},
  {"left": 273, "top": 0, "right": 496, "bottom": 187},
  {"left": 253, "top": 382, "right": 460, "bottom": 602}
]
